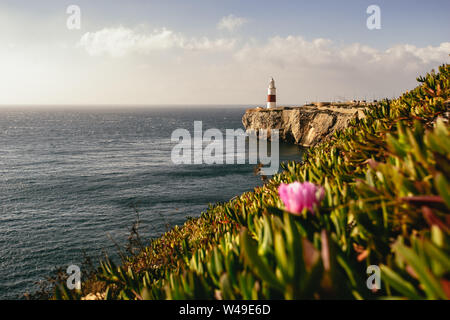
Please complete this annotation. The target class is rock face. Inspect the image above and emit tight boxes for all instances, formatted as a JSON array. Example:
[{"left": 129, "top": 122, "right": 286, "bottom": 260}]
[{"left": 242, "top": 105, "right": 365, "bottom": 147}]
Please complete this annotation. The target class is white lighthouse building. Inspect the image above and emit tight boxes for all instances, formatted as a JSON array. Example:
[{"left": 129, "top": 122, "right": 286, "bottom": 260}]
[{"left": 267, "top": 77, "right": 276, "bottom": 108}]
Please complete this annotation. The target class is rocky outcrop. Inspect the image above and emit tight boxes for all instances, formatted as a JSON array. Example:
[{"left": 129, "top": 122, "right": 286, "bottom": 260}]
[{"left": 242, "top": 105, "right": 366, "bottom": 147}]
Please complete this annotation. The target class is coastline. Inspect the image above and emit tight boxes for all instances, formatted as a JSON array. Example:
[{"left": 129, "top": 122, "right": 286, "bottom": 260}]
[
  {"left": 242, "top": 104, "right": 367, "bottom": 147},
  {"left": 51, "top": 64, "right": 450, "bottom": 300}
]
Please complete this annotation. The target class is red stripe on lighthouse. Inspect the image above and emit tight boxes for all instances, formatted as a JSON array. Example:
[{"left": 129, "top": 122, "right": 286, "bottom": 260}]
[{"left": 267, "top": 95, "right": 276, "bottom": 102}]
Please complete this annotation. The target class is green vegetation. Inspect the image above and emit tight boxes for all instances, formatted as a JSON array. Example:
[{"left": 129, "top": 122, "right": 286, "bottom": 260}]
[{"left": 56, "top": 65, "right": 450, "bottom": 300}]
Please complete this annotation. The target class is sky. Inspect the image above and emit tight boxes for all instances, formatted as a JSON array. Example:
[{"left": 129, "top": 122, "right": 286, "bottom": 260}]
[{"left": 0, "top": 0, "right": 449, "bottom": 106}]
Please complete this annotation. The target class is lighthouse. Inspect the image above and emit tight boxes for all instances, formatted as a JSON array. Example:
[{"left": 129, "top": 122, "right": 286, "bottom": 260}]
[{"left": 267, "top": 77, "right": 276, "bottom": 108}]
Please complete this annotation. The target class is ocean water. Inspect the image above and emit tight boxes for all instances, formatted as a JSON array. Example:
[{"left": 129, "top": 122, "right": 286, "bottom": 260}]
[{"left": 0, "top": 106, "right": 303, "bottom": 299}]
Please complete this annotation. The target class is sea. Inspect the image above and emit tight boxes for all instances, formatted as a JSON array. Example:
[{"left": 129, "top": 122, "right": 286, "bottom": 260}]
[{"left": 0, "top": 106, "right": 303, "bottom": 299}]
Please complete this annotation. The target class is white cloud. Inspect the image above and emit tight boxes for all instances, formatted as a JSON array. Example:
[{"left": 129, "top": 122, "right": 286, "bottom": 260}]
[
  {"left": 181, "top": 37, "right": 236, "bottom": 51},
  {"left": 77, "top": 26, "right": 236, "bottom": 57},
  {"left": 4, "top": 17, "right": 449, "bottom": 105},
  {"left": 231, "top": 36, "right": 450, "bottom": 103},
  {"left": 217, "top": 14, "right": 248, "bottom": 32},
  {"left": 77, "top": 27, "right": 181, "bottom": 57},
  {"left": 234, "top": 36, "right": 450, "bottom": 70}
]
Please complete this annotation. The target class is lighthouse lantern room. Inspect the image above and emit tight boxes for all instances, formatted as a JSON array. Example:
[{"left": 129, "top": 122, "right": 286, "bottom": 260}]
[{"left": 267, "top": 77, "right": 276, "bottom": 108}]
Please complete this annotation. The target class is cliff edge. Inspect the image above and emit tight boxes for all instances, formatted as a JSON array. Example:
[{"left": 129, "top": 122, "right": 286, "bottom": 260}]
[{"left": 242, "top": 105, "right": 366, "bottom": 147}]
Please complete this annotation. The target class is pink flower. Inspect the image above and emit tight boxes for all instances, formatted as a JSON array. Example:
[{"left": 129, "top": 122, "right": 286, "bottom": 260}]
[{"left": 278, "top": 181, "right": 325, "bottom": 215}]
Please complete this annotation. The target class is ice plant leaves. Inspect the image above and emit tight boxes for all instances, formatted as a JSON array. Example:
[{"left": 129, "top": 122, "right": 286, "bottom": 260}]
[{"left": 240, "top": 228, "right": 284, "bottom": 293}]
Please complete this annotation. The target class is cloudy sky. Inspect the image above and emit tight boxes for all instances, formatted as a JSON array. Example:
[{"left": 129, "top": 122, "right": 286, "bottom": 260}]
[{"left": 0, "top": 0, "right": 449, "bottom": 106}]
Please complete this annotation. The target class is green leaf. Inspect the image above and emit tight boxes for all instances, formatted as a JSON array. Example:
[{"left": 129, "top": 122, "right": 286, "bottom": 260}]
[
  {"left": 219, "top": 273, "right": 236, "bottom": 300},
  {"left": 394, "top": 242, "right": 447, "bottom": 299},
  {"left": 380, "top": 265, "right": 422, "bottom": 299},
  {"left": 274, "top": 232, "right": 290, "bottom": 281},
  {"left": 240, "top": 228, "right": 284, "bottom": 292},
  {"left": 423, "top": 240, "right": 450, "bottom": 272},
  {"left": 435, "top": 173, "right": 450, "bottom": 209}
]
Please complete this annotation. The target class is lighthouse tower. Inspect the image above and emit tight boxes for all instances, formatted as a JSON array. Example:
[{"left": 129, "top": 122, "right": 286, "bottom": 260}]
[{"left": 267, "top": 77, "right": 276, "bottom": 108}]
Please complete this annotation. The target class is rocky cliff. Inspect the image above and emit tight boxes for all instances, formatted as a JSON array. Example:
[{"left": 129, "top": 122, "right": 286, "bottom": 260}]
[{"left": 242, "top": 105, "right": 366, "bottom": 147}]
